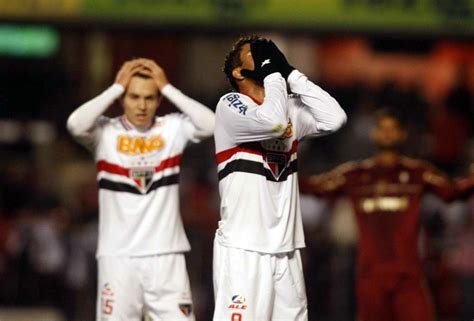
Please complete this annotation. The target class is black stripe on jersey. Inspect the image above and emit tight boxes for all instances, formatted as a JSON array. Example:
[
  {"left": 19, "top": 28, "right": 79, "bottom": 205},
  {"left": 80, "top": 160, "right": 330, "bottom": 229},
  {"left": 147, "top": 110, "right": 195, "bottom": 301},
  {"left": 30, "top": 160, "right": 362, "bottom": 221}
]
[
  {"left": 98, "top": 174, "right": 179, "bottom": 194},
  {"left": 218, "top": 159, "right": 298, "bottom": 182}
]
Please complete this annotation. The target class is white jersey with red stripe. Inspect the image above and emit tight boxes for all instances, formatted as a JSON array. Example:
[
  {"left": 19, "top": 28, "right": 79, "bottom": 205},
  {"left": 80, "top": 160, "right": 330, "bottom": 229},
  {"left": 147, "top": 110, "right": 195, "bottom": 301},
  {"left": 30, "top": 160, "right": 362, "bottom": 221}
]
[
  {"left": 93, "top": 114, "right": 195, "bottom": 257},
  {"left": 68, "top": 83, "right": 215, "bottom": 257},
  {"left": 214, "top": 71, "right": 346, "bottom": 254}
]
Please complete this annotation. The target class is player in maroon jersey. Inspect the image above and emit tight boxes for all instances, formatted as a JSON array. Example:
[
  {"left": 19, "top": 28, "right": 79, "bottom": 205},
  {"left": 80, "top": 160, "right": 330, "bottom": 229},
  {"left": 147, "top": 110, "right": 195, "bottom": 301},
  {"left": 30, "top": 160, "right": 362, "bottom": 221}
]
[{"left": 302, "top": 109, "right": 458, "bottom": 321}]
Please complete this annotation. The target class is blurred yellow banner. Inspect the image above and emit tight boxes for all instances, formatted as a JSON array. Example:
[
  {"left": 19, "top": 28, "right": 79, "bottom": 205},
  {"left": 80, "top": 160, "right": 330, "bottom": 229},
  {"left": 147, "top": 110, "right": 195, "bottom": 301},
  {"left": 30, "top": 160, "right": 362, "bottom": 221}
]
[
  {"left": 0, "top": 0, "right": 472, "bottom": 35},
  {"left": 0, "top": 0, "right": 82, "bottom": 16}
]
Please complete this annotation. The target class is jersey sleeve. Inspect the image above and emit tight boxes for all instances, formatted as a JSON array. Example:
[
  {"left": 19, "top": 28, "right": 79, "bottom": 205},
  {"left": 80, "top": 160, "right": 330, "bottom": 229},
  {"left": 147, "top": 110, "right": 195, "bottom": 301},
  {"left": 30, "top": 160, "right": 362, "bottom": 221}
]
[
  {"left": 456, "top": 174, "right": 474, "bottom": 199},
  {"left": 161, "top": 84, "right": 215, "bottom": 143},
  {"left": 287, "top": 70, "right": 347, "bottom": 140},
  {"left": 67, "top": 84, "right": 124, "bottom": 150},
  {"left": 421, "top": 163, "right": 456, "bottom": 201},
  {"left": 302, "top": 162, "right": 354, "bottom": 198},
  {"left": 216, "top": 73, "right": 290, "bottom": 144}
]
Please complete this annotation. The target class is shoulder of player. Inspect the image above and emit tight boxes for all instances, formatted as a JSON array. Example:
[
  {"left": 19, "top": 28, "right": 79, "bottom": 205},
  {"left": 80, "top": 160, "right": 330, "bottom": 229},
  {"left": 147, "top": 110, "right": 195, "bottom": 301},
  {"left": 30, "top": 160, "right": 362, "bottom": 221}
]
[
  {"left": 161, "top": 112, "right": 183, "bottom": 121},
  {"left": 358, "top": 158, "right": 379, "bottom": 171},
  {"left": 331, "top": 160, "right": 360, "bottom": 175},
  {"left": 217, "top": 92, "right": 255, "bottom": 115},
  {"left": 309, "top": 161, "right": 357, "bottom": 190},
  {"left": 399, "top": 156, "right": 435, "bottom": 171},
  {"left": 100, "top": 115, "right": 116, "bottom": 128},
  {"left": 153, "top": 113, "right": 183, "bottom": 129},
  {"left": 399, "top": 156, "right": 451, "bottom": 183}
]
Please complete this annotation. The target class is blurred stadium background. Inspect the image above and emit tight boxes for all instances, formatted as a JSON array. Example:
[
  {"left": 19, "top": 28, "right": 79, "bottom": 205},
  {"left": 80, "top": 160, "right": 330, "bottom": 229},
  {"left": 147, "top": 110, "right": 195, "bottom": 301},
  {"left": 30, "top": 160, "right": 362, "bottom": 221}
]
[{"left": 0, "top": 0, "right": 473, "bottom": 320}]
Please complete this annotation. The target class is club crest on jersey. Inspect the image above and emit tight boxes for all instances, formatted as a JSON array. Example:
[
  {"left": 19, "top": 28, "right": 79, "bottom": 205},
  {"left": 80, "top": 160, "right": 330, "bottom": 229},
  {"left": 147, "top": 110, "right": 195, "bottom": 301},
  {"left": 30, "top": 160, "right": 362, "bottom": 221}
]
[
  {"left": 130, "top": 167, "right": 154, "bottom": 193},
  {"left": 179, "top": 303, "right": 193, "bottom": 316},
  {"left": 261, "top": 138, "right": 291, "bottom": 179},
  {"left": 280, "top": 120, "right": 293, "bottom": 139},
  {"left": 228, "top": 295, "right": 247, "bottom": 310}
]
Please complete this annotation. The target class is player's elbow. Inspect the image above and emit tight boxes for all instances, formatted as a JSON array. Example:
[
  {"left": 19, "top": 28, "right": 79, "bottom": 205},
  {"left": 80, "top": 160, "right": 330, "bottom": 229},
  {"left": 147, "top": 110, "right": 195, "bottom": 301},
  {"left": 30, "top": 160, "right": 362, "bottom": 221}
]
[
  {"left": 323, "top": 106, "right": 347, "bottom": 133},
  {"left": 66, "top": 113, "right": 84, "bottom": 137},
  {"left": 270, "top": 120, "right": 289, "bottom": 137},
  {"left": 332, "top": 107, "right": 347, "bottom": 131}
]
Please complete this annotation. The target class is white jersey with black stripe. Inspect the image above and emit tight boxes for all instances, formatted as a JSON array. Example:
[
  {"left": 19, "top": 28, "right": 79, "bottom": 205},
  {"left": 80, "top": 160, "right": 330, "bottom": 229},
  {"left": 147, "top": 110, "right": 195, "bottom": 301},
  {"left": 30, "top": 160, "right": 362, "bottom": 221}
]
[
  {"left": 68, "top": 83, "right": 215, "bottom": 257},
  {"left": 93, "top": 114, "right": 194, "bottom": 257},
  {"left": 214, "top": 71, "right": 346, "bottom": 254}
]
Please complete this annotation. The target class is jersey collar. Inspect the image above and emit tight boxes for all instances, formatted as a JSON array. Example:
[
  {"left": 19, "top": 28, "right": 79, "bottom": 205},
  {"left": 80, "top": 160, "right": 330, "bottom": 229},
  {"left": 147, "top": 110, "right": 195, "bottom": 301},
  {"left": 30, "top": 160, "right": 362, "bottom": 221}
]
[{"left": 120, "top": 115, "right": 156, "bottom": 132}]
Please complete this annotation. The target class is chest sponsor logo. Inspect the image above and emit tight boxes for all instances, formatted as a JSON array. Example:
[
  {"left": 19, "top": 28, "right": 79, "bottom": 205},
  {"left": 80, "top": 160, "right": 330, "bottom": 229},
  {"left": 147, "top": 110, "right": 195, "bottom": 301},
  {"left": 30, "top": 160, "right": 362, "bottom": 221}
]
[
  {"left": 399, "top": 171, "right": 410, "bottom": 183},
  {"left": 360, "top": 196, "right": 409, "bottom": 213},
  {"left": 130, "top": 167, "right": 154, "bottom": 193},
  {"left": 117, "top": 135, "right": 164, "bottom": 155}
]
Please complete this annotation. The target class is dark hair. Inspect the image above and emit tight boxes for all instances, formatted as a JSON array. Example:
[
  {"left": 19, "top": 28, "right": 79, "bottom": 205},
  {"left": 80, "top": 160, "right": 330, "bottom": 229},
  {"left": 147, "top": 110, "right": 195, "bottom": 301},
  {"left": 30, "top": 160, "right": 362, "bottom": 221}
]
[
  {"left": 223, "top": 35, "right": 262, "bottom": 91},
  {"left": 133, "top": 71, "right": 152, "bottom": 79},
  {"left": 374, "top": 107, "right": 407, "bottom": 129}
]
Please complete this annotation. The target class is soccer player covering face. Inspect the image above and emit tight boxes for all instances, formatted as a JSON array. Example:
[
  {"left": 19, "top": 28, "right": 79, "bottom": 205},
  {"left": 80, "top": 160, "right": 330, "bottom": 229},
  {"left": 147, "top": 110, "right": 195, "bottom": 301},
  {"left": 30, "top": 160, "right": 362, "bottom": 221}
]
[
  {"left": 67, "top": 58, "right": 214, "bottom": 321},
  {"left": 302, "top": 110, "right": 460, "bottom": 321},
  {"left": 213, "top": 36, "right": 347, "bottom": 321}
]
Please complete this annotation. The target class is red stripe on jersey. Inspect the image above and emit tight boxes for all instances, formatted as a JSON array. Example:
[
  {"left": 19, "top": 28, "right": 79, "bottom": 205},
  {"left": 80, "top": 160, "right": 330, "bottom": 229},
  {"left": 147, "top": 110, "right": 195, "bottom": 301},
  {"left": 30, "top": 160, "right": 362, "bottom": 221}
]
[
  {"left": 216, "top": 140, "right": 298, "bottom": 165},
  {"left": 97, "top": 155, "right": 182, "bottom": 176},
  {"left": 246, "top": 94, "right": 262, "bottom": 105}
]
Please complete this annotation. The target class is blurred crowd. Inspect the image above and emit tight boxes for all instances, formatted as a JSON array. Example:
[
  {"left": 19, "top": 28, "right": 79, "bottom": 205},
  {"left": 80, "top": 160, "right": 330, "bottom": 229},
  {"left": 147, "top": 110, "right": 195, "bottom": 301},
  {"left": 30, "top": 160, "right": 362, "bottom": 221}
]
[{"left": 0, "top": 48, "right": 473, "bottom": 321}]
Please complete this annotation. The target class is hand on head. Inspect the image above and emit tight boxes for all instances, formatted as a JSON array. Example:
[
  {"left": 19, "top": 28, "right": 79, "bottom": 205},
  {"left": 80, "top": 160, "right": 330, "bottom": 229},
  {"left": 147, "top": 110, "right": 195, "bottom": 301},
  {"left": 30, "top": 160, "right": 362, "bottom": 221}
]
[{"left": 115, "top": 58, "right": 170, "bottom": 90}]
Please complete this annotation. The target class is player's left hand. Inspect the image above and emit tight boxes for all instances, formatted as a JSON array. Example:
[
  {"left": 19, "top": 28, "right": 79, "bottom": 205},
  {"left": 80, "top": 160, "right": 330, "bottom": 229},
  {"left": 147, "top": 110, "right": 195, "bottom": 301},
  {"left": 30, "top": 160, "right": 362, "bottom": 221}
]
[
  {"left": 136, "top": 58, "right": 170, "bottom": 90},
  {"left": 241, "top": 39, "right": 280, "bottom": 81},
  {"left": 241, "top": 40, "right": 294, "bottom": 81},
  {"left": 267, "top": 40, "right": 294, "bottom": 79}
]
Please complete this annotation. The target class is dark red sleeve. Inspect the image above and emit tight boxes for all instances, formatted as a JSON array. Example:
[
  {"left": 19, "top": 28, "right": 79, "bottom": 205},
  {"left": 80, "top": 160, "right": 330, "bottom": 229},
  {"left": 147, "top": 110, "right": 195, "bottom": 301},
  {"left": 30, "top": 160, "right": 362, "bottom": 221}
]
[
  {"left": 300, "top": 163, "right": 352, "bottom": 199},
  {"left": 421, "top": 164, "right": 456, "bottom": 202},
  {"left": 456, "top": 175, "right": 474, "bottom": 199}
]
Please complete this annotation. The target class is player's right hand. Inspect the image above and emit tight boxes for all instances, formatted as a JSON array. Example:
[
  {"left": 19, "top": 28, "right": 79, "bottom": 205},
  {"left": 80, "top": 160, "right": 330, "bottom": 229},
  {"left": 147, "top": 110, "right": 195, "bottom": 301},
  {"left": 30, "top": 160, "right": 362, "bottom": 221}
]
[{"left": 115, "top": 59, "right": 145, "bottom": 88}]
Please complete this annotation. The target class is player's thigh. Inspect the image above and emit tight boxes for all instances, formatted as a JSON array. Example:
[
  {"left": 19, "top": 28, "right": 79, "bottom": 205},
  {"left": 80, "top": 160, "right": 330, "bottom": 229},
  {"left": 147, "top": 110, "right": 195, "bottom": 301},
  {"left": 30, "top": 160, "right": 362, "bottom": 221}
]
[
  {"left": 96, "top": 257, "right": 143, "bottom": 321},
  {"left": 143, "top": 253, "right": 195, "bottom": 321},
  {"left": 393, "top": 277, "right": 435, "bottom": 321},
  {"left": 356, "top": 276, "right": 391, "bottom": 321},
  {"left": 273, "top": 250, "right": 308, "bottom": 321},
  {"left": 213, "top": 240, "right": 274, "bottom": 321}
]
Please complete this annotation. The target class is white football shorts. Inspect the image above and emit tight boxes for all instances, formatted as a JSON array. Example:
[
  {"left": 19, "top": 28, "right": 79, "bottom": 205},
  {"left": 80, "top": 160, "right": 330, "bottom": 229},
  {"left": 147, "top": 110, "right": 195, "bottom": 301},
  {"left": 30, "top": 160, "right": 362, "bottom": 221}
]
[
  {"left": 97, "top": 253, "right": 195, "bottom": 321},
  {"left": 213, "top": 239, "right": 308, "bottom": 321}
]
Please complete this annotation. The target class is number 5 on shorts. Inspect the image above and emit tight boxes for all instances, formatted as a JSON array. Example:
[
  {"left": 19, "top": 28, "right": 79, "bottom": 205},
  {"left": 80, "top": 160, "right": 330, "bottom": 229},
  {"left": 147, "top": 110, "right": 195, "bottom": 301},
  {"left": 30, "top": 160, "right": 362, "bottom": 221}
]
[{"left": 103, "top": 299, "right": 114, "bottom": 315}]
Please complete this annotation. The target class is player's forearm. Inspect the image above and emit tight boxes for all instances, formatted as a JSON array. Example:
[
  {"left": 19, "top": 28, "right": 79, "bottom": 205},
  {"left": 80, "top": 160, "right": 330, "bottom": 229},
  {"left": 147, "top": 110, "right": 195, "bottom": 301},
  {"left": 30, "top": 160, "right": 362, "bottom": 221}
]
[
  {"left": 256, "top": 73, "right": 290, "bottom": 136},
  {"left": 288, "top": 70, "right": 346, "bottom": 133},
  {"left": 455, "top": 176, "right": 474, "bottom": 200},
  {"left": 67, "top": 84, "right": 124, "bottom": 137},
  {"left": 161, "top": 84, "right": 215, "bottom": 138}
]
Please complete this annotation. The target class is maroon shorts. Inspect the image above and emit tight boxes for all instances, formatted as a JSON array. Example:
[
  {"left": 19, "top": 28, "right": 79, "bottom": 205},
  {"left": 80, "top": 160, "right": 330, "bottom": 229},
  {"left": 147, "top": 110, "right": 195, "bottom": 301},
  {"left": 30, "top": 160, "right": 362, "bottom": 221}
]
[{"left": 357, "top": 274, "right": 435, "bottom": 321}]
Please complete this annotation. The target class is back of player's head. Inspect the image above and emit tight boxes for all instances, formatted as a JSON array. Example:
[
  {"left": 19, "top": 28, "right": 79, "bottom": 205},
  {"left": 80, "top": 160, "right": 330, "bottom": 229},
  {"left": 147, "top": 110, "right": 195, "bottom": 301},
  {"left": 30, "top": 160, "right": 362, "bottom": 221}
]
[{"left": 223, "top": 35, "right": 263, "bottom": 91}]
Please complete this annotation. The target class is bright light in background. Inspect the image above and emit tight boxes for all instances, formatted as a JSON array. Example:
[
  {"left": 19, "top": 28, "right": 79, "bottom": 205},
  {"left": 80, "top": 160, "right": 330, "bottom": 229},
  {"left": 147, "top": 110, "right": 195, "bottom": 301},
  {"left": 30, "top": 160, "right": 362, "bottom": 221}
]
[{"left": 0, "top": 25, "right": 59, "bottom": 58}]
